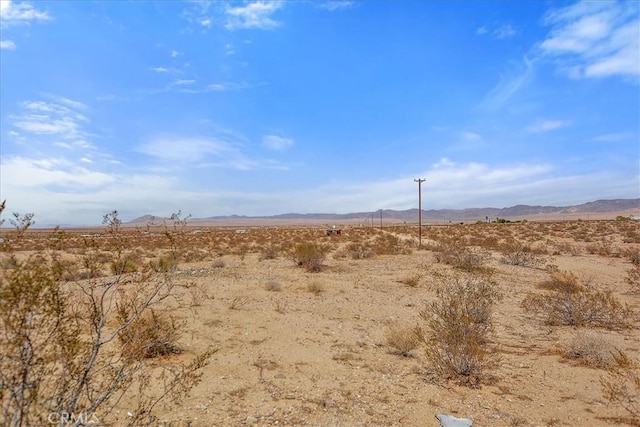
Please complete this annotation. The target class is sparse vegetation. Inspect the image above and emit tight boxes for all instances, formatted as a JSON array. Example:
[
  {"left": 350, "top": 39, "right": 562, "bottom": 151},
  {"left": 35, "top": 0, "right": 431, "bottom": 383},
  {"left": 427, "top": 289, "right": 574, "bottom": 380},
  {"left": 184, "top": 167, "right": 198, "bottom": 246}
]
[
  {"left": 419, "top": 273, "right": 502, "bottom": 386},
  {"left": 0, "top": 205, "right": 214, "bottom": 427},
  {"left": 523, "top": 270, "right": 635, "bottom": 329},
  {"left": 289, "top": 242, "right": 327, "bottom": 272}
]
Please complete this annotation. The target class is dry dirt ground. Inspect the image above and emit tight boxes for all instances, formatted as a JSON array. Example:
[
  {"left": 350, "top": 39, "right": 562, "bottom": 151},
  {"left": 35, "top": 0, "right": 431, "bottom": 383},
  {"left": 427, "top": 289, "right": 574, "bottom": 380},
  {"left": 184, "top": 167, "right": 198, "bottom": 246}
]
[{"left": 6, "top": 219, "right": 640, "bottom": 426}]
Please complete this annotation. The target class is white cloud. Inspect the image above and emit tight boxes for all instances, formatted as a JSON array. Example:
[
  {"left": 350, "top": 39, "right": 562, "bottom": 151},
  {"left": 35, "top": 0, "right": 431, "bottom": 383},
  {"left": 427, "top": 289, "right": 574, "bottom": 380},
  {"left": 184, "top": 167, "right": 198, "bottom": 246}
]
[
  {"left": 225, "top": 1, "right": 282, "bottom": 30},
  {"left": 0, "top": 0, "right": 51, "bottom": 25},
  {"left": 461, "top": 131, "right": 482, "bottom": 142},
  {"left": 170, "top": 50, "right": 183, "bottom": 58},
  {"left": 0, "top": 39, "right": 16, "bottom": 49},
  {"left": 150, "top": 66, "right": 169, "bottom": 72},
  {"left": 539, "top": 1, "right": 640, "bottom": 79},
  {"left": 207, "top": 81, "right": 248, "bottom": 91},
  {"left": 476, "top": 26, "right": 487, "bottom": 35},
  {"left": 589, "top": 132, "right": 631, "bottom": 142},
  {"left": 262, "top": 134, "right": 294, "bottom": 151},
  {"left": 173, "top": 79, "right": 196, "bottom": 85},
  {"left": 318, "top": 1, "right": 354, "bottom": 12},
  {"left": 526, "top": 119, "right": 572, "bottom": 133},
  {"left": 200, "top": 17, "right": 211, "bottom": 27}
]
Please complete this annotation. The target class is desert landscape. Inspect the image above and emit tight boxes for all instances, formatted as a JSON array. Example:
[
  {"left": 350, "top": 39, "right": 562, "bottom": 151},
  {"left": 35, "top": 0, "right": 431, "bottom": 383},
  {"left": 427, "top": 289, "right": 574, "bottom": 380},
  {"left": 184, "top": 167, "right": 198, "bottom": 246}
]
[{"left": 1, "top": 201, "right": 640, "bottom": 427}]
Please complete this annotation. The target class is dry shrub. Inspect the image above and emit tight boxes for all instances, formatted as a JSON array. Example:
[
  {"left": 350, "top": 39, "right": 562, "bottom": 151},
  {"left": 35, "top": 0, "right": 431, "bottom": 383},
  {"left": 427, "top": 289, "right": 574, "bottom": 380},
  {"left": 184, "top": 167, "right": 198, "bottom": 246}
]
[
  {"left": 419, "top": 273, "right": 502, "bottom": 386},
  {"left": 370, "top": 233, "right": 412, "bottom": 255},
  {"left": 110, "top": 258, "right": 139, "bottom": 275},
  {"left": 150, "top": 254, "right": 177, "bottom": 273},
  {"left": 537, "top": 270, "right": 583, "bottom": 293},
  {"left": 385, "top": 323, "right": 422, "bottom": 356},
  {"left": 562, "top": 331, "right": 614, "bottom": 369},
  {"left": 211, "top": 258, "right": 225, "bottom": 268},
  {"left": 289, "top": 242, "right": 326, "bottom": 272},
  {"left": 622, "top": 247, "right": 640, "bottom": 265},
  {"left": 345, "top": 242, "right": 376, "bottom": 260},
  {"left": 433, "top": 239, "right": 490, "bottom": 272},
  {"left": 600, "top": 350, "right": 640, "bottom": 422},
  {"left": 500, "top": 240, "right": 545, "bottom": 268},
  {"left": 264, "top": 280, "right": 282, "bottom": 292},
  {"left": 117, "top": 309, "right": 183, "bottom": 361},
  {"left": 626, "top": 264, "right": 640, "bottom": 293},
  {"left": 0, "top": 206, "right": 214, "bottom": 426},
  {"left": 524, "top": 270, "right": 635, "bottom": 330}
]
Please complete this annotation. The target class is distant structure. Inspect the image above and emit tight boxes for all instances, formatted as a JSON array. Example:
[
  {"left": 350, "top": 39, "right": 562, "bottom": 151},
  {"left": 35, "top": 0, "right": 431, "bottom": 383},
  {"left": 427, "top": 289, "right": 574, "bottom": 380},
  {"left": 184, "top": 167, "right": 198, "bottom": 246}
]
[{"left": 630, "top": 215, "right": 640, "bottom": 221}]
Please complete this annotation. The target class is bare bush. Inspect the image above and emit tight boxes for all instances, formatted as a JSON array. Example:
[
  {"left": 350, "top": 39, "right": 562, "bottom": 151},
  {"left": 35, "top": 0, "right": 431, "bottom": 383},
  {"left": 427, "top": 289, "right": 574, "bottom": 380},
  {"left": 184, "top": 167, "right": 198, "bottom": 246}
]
[
  {"left": 523, "top": 270, "right": 635, "bottom": 330},
  {"left": 500, "top": 240, "right": 545, "bottom": 268},
  {"left": 562, "top": 331, "right": 614, "bottom": 369},
  {"left": 0, "top": 206, "right": 214, "bottom": 427},
  {"left": 433, "top": 239, "right": 491, "bottom": 272},
  {"left": 600, "top": 350, "right": 640, "bottom": 422},
  {"left": 419, "top": 273, "right": 502, "bottom": 386}
]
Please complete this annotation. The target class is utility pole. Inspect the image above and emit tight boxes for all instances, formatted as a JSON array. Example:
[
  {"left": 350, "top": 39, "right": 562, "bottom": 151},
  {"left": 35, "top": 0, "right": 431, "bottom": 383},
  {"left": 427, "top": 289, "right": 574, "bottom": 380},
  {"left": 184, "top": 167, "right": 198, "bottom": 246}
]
[{"left": 414, "top": 178, "right": 425, "bottom": 248}]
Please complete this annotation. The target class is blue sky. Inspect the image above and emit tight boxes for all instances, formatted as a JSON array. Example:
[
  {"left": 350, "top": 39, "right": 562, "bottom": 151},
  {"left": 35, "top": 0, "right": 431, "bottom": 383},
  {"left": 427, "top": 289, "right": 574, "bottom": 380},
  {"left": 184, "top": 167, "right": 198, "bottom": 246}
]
[{"left": 1, "top": 0, "right": 638, "bottom": 226}]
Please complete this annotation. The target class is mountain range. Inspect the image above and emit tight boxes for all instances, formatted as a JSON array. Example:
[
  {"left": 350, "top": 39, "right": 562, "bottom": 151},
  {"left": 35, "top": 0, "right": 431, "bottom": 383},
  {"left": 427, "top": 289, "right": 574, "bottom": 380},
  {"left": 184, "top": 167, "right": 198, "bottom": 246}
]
[{"left": 129, "top": 198, "right": 639, "bottom": 224}]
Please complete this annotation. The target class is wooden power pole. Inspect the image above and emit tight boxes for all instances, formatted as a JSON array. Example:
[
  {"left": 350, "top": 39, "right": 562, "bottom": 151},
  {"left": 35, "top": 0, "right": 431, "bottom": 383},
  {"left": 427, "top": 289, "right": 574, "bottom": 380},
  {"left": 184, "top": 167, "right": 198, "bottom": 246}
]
[{"left": 414, "top": 178, "right": 425, "bottom": 248}]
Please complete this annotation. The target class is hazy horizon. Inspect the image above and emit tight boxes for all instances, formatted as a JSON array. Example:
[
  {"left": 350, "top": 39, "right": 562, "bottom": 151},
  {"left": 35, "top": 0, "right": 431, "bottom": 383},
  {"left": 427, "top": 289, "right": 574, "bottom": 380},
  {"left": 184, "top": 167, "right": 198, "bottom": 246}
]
[{"left": 1, "top": 0, "right": 639, "bottom": 225}]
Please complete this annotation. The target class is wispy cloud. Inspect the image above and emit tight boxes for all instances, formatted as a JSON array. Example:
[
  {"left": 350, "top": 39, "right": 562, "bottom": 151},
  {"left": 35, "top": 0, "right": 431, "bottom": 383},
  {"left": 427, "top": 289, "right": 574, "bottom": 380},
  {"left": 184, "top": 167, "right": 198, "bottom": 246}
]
[
  {"left": 0, "top": 0, "right": 51, "bottom": 25},
  {"left": 225, "top": 1, "right": 282, "bottom": 31},
  {"left": 137, "top": 134, "right": 289, "bottom": 171},
  {"left": 150, "top": 66, "right": 169, "bottom": 73},
  {"left": 0, "top": 39, "right": 16, "bottom": 49},
  {"left": 494, "top": 24, "right": 517, "bottom": 39},
  {"left": 262, "top": 134, "right": 294, "bottom": 151},
  {"left": 318, "top": 1, "right": 355, "bottom": 12},
  {"left": 526, "top": 119, "right": 572, "bottom": 133},
  {"left": 539, "top": 1, "right": 640, "bottom": 79},
  {"left": 480, "top": 56, "right": 535, "bottom": 111},
  {"left": 476, "top": 23, "right": 518, "bottom": 39},
  {"left": 589, "top": 132, "right": 631, "bottom": 142}
]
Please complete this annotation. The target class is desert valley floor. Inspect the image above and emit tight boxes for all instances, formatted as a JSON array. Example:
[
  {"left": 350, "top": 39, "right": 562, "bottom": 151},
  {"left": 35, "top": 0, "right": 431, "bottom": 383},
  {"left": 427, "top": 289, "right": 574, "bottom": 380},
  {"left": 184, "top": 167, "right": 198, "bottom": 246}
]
[{"left": 2, "top": 218, "right": 639, "bottom": 426}]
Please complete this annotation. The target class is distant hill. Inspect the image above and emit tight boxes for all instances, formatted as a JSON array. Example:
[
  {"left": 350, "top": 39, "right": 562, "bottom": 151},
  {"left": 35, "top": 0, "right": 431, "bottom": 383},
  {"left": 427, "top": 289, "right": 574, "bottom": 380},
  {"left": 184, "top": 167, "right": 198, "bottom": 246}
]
[{"left": 127, "top": 198, "right": 639, "bottom": 224}]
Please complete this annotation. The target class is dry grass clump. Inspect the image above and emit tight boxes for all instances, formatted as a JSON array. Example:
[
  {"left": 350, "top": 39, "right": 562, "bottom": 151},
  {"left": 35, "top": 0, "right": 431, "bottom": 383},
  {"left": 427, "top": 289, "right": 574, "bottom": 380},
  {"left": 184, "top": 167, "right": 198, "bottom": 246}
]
[
  {"left": 398, "top": 273, "right": 421, "bottom": 287},
  {"left": 419, "top": 273, "right": 502, "bottom": 386},
  {"left": 228, "top": 295, "right": 249, "bottom": 310},
  {"left": 622, "top": 247, "right": 640, "bottom": 265},
  {"left": 307, "top": 281, "right": 324, "bottom": 296},
  {"left": 600, "top": 350, "right": 640, "bottom": 422},
  {"left": 117, "top": 309, "right": 183, "bottom": 361},
  {"left": 264, "top": 280, "right": 282, "bottom": 292},
  {"left": 524, "top": 270, "right": 635, "bottom": 330},
  {"left": 385, "top": 322, "right": 422, "bottom": 356},
  {"left": 561, "top": 331, "right": 615, "bottom": 369}
]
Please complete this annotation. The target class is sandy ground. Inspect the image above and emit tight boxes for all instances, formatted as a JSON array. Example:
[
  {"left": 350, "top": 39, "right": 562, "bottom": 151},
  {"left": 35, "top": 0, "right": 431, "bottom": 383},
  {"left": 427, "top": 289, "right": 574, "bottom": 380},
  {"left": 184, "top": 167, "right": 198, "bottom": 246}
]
[
  {"left": 5, "top": 220, "right": 639, "bottom": 426},
  {"left": 105, "top": 222, "right": 639, "bottom": 427}
]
